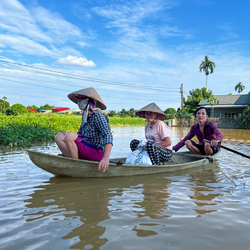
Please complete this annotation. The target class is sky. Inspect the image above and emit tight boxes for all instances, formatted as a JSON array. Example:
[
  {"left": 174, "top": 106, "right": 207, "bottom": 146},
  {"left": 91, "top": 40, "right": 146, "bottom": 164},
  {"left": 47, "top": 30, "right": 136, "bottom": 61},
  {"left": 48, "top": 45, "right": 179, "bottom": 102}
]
[{"left": 0, "top": 0, "right": 250, "bottom": 112}]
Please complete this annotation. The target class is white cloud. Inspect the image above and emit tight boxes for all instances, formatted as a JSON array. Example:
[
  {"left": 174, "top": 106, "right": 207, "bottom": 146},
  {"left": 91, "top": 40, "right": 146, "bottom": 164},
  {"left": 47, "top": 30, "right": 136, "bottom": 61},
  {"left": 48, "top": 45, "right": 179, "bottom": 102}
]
[
  {"left": 0, "top": 0, "right": 89, "bottom": 57},
  {"left": 57, "top": 55, "right": 96, "bottom": 67},
  {"left": 0, "top": 0, "right": 52, "bottom": 43},
  {"left": 33, "top": 7, "right": 82, "bottom": 44},
  {"left": 76, "top": 41, "right": 88, "bottom": 47},
  {"left": 92, "top": 0, "right": 192, "bottom": 61},
  {"left": 0, "top": 35, "right": 53, "bottom": 56},
  {"left": 0, "top": 0, "right": 83, "bottom": 44},
  {"left": 71, "top": 2, "right": 92, "bottom": 21}
]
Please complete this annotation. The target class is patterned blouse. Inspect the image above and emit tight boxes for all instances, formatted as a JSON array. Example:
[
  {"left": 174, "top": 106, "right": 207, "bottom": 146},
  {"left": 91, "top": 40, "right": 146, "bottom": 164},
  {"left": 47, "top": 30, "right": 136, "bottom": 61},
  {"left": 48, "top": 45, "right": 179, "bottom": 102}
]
[{"left": 78, "top": 110, "right": 113, "bottom": 151}]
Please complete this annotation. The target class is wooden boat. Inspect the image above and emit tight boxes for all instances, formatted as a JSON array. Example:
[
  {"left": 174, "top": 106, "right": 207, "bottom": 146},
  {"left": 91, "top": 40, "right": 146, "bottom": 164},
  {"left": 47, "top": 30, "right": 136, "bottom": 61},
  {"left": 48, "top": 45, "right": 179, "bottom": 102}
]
[{"left": 27, "top": 149, "right": 220, "bottom": 178}]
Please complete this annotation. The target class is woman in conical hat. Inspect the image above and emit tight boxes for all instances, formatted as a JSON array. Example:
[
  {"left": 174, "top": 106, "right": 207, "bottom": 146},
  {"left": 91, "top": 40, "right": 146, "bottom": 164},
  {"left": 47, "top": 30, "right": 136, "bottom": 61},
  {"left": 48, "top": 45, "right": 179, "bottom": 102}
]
[
  {"left": 130, "top": 102, "right": 172, "bottom": 165},
  {"left": 55, "top": 87, "right": 113, "bottom": 173}
]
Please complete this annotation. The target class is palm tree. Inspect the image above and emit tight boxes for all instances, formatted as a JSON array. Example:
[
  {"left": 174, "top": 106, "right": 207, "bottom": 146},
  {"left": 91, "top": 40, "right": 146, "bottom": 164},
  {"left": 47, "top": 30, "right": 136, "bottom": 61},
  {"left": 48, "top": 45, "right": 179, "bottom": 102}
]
[
  {"left": 199, "top": 56, "right": 216, "bottom": 90},
  {"left": 235, "top": 82, "right": 245, "bottom": 93}
]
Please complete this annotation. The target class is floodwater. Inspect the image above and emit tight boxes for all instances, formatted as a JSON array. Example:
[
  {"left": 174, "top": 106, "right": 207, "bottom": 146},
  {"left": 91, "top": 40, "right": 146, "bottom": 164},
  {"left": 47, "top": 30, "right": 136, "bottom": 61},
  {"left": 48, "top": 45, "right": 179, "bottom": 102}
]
[{"left": 0, "top": 127, "right": 250, "bottom": 250}]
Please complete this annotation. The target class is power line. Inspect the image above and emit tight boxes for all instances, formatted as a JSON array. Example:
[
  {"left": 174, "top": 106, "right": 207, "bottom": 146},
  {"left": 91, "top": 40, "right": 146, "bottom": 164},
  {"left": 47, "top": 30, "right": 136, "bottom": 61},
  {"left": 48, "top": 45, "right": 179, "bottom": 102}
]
[
  {"left": 0, "top": 72, "right": 181, "bottom": 95},
  {"left": 0, "top": 89, "right": 180, "bottom": 104},
  {"left": 0, "top": 76, "right": 180, "bottom": 100},
  {"left": 0, "top": 59, "right": 180, "bottom": 91}
]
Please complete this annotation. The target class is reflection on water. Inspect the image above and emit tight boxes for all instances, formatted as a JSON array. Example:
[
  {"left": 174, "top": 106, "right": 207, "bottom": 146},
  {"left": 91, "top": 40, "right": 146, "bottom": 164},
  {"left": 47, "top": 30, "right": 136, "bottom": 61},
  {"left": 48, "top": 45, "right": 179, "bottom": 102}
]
[
  {"left": 0, "top": 127, "right": 250, "bottom": 250},
  {"left": 21, "top": 164, "right": 223, "bottom": 249}
]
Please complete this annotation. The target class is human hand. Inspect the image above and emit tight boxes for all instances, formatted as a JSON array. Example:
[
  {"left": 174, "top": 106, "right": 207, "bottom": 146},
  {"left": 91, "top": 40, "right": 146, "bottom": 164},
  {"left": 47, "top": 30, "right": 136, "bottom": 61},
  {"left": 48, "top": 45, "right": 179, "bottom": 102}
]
[
  {"left": 98, "top": 156, "right": 109, "bottom": 172},
  {"left": 210, "top": 140, "right": 219, "bottom": 147}
]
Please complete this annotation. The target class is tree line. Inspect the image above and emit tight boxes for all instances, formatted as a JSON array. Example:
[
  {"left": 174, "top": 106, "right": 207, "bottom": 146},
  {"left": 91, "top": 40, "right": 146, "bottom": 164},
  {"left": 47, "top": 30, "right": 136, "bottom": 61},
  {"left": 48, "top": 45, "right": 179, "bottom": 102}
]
[
  {"left": 0, "top": 98, "right": 55, "bottom": 116},
  {"left": 0, "top": 84, "right": 248, "bottom": 117}
]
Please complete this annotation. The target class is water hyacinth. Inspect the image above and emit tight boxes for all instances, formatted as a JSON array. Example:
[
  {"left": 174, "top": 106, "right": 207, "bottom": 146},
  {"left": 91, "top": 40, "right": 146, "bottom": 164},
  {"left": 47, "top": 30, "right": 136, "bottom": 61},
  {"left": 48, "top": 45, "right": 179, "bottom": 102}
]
[{"left": 0, "top": 113, "right": 148, "bottom": 147}]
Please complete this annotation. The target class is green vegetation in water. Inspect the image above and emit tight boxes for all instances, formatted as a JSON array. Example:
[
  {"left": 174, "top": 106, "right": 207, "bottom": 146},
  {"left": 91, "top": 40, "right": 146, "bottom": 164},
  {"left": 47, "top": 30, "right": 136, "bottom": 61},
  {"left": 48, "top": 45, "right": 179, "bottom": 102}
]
[
  {"left": 0, "top": 113, "right": 80, "bottom": 147},
  {"left": 109, "top": 116, "right": 147, "bottom": 127},
  {"left": 0, "top": 113, "right": 150, "bottom": 147},
  {"left": 233, "top": 107, "right": 250, "bottom": 129}
]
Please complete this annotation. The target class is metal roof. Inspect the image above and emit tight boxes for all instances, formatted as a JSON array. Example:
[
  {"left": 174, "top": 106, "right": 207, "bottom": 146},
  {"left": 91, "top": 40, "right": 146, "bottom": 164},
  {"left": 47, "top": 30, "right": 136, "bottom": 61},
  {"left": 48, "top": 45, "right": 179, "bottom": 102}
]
[
  {"left": 199, "top": 94, "right": 250, "bottom": 106},
  {"left": 200, "top": 105, "right": 248, "bottom": 109}
]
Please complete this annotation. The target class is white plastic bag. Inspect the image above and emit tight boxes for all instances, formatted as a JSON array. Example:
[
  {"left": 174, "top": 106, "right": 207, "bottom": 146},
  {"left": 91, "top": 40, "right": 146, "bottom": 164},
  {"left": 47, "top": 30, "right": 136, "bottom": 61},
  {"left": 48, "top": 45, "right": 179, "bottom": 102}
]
[{"left": 126, "top": 140, "right": 152, "bottom": 165}]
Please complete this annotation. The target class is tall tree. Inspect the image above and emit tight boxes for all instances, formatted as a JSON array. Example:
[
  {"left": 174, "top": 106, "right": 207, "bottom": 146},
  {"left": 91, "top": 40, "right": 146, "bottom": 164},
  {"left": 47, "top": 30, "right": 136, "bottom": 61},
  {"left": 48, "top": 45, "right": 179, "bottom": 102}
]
[
  {"left": 0, "top": 96, "right": 9, "bottom": 114},
  {"left": 234, "top": 82, "right": 245, "bottom": 93},
  {"left": 27, "top": 105, "right": 39, "bottom": 110},
  {"left": 164, "top": 108, "right": 176, "bottom": 119},
  {"left": 39, "top": 104, "right": 54, "bottom": 110},
  {"left": 184, "top": 87, "right": 213, "bottom": 114},
  {"left": 199, "top": 56, "right": 216, "bottom": 90}
]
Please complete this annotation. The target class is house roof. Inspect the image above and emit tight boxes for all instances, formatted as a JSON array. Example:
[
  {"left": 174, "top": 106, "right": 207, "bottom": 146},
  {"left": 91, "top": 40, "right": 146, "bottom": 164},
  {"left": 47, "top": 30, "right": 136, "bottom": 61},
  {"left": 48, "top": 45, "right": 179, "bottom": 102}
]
[
  {"left": 52, "top": 107, "right": 70, "bottom": 111},
  {"left": 199, "top": 104, "right": 248, "bottom": 109},
  {"left": 57, "top": 109, "right": 81, "bottom": 114},
  {"left": 199, "top": 94, "right": 250, "bottom": 106}
]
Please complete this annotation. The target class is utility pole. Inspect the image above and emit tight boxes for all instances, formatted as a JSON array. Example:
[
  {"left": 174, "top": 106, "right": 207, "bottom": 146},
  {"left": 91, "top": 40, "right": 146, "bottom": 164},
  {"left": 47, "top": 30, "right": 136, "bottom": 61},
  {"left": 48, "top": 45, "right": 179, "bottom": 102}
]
[
  {"left": 180, "top": 84, "right": 184, "bottom": 127},
  {"left": 180, "top": 83, "right": 184, "bottom": 119}
]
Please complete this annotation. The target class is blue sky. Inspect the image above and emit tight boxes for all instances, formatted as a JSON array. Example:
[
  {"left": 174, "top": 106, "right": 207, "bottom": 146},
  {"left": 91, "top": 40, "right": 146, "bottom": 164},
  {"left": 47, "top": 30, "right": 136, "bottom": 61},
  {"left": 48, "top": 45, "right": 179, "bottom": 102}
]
[{"left": 0, "top": 0, "right": 250, "bottom": 111}]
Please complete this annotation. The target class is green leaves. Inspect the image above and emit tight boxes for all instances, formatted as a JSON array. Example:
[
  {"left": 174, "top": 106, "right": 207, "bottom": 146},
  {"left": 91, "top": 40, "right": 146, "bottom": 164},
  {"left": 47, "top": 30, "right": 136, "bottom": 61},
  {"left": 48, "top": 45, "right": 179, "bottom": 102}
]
[
  {"left": 6, "top": 104, "right": 28, "bottom": 116},
  {"left": 184, "top": 87, "right": 214, "bottom": 114},
  {"left": 0, "top": 113, "right": 147, "bottom": 147},
  {"left": 0, "top": 113, "right": 80, "bottom": 147},
  {"left": 235, "top": 82, "right": 245, "bottom": 93}
]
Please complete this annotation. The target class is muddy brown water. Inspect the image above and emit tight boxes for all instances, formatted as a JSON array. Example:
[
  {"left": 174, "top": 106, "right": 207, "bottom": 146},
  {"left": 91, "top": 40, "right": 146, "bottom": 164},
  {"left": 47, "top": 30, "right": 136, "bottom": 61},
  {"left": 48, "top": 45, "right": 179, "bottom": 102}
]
[{"left": 0, "top": 127, "right": 250, "bottom": 250}]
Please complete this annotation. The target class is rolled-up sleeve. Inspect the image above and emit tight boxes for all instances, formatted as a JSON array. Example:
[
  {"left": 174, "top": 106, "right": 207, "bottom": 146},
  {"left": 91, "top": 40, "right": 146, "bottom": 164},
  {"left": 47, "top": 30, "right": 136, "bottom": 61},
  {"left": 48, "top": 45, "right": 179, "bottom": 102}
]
[
  {"left": 173, "top": 126, "right": 196, "bottom": 152},
  {"left": 94, "top": 113, "right": 113, "bottom": 145}
]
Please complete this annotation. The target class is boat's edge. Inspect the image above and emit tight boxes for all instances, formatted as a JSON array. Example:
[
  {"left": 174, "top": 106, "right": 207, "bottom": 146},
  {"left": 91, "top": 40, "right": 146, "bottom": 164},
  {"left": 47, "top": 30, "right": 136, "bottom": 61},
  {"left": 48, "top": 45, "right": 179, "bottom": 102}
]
[{"left": 26, "top": 149, "right": 219, "bottom": 177}]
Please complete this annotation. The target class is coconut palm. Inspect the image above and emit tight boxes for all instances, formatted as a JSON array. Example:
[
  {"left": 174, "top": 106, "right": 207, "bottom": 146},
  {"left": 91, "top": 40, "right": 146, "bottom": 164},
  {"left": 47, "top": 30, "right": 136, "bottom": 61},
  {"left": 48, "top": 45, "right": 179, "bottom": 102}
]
[
  {"left": 235, "top": 82, "right": 245, "bottom": 93},
  {"left": 199, "top": 56, "right": 216, "bottom": 90}
]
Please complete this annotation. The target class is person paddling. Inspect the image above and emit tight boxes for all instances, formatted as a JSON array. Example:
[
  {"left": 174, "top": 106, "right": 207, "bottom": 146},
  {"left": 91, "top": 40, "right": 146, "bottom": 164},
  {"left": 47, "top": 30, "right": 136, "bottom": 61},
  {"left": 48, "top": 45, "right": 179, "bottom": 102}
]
[
  {"left": 55, "top": 87, "right": 113, "bottom": 172},
  {"left": 173, "top": 107, "right": 223, "bottom": 155}
]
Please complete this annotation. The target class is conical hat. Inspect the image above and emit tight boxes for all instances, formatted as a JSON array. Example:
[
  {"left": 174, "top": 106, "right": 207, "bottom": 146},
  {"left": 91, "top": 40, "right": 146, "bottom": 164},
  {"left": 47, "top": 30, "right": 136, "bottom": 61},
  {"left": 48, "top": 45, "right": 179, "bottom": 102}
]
[
  {"left": 68, "top": 87, "right": 106, "bottom": 110},
  {"left": 135, "top": 102, "right": 168, "bottom": 120}
]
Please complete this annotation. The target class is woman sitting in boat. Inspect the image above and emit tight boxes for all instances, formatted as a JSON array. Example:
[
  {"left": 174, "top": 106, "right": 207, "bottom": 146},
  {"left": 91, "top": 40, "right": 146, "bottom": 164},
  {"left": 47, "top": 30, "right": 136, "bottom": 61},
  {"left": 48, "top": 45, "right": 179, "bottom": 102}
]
[
  {"left": 130, "top": 103, "right": 172, "bottom": 165},
  {"left": 55, "top": 87, "right": 113, "bottom": 173},
  {"left": 173, "top": 107, "right": 223, "bottom": 155}
]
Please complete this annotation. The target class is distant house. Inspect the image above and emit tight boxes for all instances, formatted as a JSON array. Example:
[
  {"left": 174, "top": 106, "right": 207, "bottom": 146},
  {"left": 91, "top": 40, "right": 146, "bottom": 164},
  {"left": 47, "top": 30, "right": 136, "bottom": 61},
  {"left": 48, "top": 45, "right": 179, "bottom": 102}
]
[
  {"left": 199, "top": 94, "right": 250, "bottom": 118},
  {"left": 38, "top": 109, "right": 52, "bottom": 114},
  {"left": 57, "top": 109, "right": 81, "bottom": 115},
  {"left": 52, "top": 107, "right": 70, "bottom": 113},
  {"left": 26, "top": 108, "right": 36, "bottom": 113}
]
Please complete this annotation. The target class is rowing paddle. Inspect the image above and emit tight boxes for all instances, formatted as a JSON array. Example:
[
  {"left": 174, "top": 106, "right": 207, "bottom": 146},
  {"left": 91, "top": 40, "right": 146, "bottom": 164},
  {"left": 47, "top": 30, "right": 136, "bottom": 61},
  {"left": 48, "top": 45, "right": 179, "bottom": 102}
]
[
  {"left": 109, "top": 160, "right": 123, "bottom": 165},
  {"left": 203, "top": 139, "right": 250, "bottom": 159}
]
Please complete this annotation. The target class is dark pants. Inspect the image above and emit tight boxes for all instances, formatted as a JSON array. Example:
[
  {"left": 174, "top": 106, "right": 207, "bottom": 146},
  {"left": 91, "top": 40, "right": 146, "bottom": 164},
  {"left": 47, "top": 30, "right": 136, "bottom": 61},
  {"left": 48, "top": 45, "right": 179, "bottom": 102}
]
[
  {"left": 130, "top": 139, "right": 172, "bottom": 165},
  {"left": 190, "top": 140, "right": 219, "bottom": 155}
]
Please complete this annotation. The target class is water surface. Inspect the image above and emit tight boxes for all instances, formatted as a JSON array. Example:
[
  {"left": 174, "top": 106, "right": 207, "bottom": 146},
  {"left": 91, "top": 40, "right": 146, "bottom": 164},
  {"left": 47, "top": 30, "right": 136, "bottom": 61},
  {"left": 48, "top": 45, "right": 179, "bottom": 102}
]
[{"left": 0, "top": 127, "right": 250, "bottom": 250}]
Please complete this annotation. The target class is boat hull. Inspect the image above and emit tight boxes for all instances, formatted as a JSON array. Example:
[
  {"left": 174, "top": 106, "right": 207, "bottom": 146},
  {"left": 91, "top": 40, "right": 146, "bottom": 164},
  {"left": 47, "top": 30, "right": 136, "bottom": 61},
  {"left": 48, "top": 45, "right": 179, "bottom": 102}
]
[{"left": 27, "top": 150, "right": 220, "bottom": 177}]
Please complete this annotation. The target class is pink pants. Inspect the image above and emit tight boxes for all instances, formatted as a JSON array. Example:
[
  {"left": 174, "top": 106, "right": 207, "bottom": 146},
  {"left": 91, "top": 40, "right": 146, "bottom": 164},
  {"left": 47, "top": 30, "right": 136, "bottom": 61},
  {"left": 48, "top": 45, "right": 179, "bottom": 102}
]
[{"left": 75, "top": 135, "right": 104, "bottom": 161}]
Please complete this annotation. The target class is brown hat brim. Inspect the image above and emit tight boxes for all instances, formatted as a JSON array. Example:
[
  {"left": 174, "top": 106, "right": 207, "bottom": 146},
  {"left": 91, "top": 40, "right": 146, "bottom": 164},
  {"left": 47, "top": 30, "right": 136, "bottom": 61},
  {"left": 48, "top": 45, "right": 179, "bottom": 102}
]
[
  {"left": 68, "top": 87, "right": 106, "bottom": 110},
  {"left": 135, "top": 102, "right": 168, "bottom": 120}
]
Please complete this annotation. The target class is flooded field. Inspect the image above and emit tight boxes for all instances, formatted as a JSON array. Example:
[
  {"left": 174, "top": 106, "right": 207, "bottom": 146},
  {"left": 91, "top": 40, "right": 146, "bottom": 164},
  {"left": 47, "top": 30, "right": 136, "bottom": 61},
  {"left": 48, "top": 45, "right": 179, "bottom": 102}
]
[{"left": 0, "top": 127, "right": 250, "bottom": 250}]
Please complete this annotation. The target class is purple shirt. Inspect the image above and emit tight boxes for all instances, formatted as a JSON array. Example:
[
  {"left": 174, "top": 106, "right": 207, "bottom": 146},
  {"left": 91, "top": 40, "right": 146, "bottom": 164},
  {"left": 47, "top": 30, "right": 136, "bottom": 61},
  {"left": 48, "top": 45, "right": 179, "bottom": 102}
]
[{"left": 173, "top": 121, "right": 223, "bottom": 152}]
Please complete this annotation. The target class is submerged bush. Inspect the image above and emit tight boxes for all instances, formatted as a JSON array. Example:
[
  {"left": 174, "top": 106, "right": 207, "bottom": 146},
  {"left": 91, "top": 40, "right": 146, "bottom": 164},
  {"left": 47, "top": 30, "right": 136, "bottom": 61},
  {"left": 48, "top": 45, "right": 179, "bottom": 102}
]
[
  {"left": 0, "top": 113, "right": 149, "bottom": 147},
  {"left": 233, "top": 107, "right": 250, "bottom": 129}
]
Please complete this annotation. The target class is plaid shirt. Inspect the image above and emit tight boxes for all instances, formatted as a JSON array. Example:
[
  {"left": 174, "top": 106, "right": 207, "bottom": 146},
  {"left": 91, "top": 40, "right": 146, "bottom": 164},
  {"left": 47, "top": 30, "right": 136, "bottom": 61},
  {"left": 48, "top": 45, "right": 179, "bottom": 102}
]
[{"left": 78, "top": 110, "right": 113, "bottom": 151}]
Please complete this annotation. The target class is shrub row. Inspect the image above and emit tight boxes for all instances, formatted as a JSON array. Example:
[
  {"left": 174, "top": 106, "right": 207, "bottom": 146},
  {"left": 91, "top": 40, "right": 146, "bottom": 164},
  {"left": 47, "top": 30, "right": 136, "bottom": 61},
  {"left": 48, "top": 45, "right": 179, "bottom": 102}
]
[{"left": 0, "top": 113, "right": 148, "bottom": 147}]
